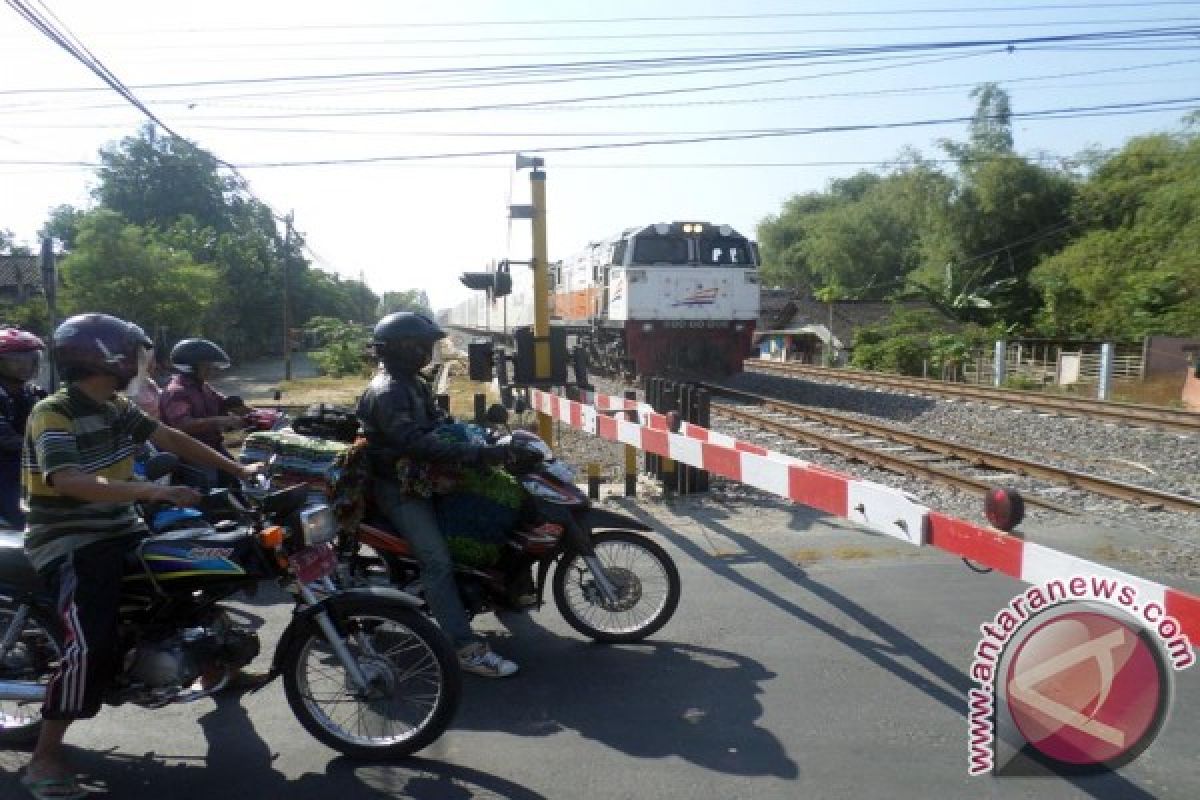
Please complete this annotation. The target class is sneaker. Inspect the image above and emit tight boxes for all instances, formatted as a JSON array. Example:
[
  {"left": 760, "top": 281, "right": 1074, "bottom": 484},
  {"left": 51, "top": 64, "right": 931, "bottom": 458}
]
[{"left": 458, "top": 642, "right": 519, "bottom": 678}]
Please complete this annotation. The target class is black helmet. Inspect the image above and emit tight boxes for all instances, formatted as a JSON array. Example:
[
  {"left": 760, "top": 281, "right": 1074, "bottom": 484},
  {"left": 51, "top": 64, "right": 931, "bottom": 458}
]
[
  {"left": 371, "top": 312, "right": 446, "bottom": 374},
  {"left": 170, "top": 338, "right": 231, "bottom": 373},
  {"left": 53, "top": 313, "right": 151, "bottom": 383}
]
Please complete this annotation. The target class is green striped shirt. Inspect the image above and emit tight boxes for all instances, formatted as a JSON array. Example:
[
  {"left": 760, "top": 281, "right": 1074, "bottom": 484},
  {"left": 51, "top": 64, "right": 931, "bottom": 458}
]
[{"left": 21, "top": 385, "right": 158, "bottom": 570}]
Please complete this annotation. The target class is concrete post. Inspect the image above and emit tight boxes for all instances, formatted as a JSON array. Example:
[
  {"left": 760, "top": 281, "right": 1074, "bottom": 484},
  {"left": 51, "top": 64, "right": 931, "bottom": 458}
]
[{"left": 993, "top": 340, "right": 1007, "bottom": 387}]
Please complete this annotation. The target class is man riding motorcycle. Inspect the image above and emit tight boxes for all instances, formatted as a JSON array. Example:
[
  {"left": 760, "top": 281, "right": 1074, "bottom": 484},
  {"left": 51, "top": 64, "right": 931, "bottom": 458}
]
[
  {"left": 159, "top": 338, "right": 251, "bottom": 488},
  {"left": 0, "top": 327, "right": 46, "bottom": 528},
  {"left": 20, "top": 314, "right": 259, "bottom": 800},
  {"left": 356, "top": 311, "right": 524, "bottom": 678}
]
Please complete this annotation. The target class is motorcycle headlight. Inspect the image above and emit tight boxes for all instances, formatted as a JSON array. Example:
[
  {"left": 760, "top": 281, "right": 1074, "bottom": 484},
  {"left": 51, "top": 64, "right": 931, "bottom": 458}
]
[{"left": 299, "top": 504, "right": 336, "bottom": 546}]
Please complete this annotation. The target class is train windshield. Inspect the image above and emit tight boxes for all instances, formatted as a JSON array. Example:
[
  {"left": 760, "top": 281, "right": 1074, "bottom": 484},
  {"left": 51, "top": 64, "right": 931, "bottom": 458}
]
[
  {"left": 631, "top": 235, "right": 689, "bottom": 265},
  {"left": 697, "top": 236, "right": 754, "bottom": 266}
]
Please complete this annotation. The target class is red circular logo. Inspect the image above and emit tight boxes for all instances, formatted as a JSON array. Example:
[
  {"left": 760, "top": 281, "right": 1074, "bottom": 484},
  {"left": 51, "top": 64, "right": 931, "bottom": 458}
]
[{"left": 1004, "top": 609, "right": 1169, "bottom": 769}]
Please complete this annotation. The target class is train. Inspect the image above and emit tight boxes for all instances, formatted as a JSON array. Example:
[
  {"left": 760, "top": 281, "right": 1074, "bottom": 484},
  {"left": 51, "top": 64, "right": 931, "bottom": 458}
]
[{"left": 443, "top": 221, "right": 761, "bottom": 375}]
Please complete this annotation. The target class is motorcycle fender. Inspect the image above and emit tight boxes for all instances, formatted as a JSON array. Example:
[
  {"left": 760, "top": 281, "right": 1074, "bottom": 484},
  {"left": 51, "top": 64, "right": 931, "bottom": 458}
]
[
  {"left": 270, "top": 587, "right": 423, "bottom": 672},
  {"left": 576, "top": 507, "right": 654, "bottom": 534}
]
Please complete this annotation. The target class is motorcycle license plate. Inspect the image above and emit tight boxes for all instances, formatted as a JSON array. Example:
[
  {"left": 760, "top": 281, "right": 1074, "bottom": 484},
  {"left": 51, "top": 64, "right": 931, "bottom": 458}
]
[{"left": 290, "top": 542, "right": 337, "bottom": 583}]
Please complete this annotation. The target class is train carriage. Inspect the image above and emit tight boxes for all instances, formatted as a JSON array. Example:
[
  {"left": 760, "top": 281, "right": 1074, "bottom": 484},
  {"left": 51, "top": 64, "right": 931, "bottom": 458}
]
[{"left": 447, "top": 221, "right": 760, "bottom": 376}]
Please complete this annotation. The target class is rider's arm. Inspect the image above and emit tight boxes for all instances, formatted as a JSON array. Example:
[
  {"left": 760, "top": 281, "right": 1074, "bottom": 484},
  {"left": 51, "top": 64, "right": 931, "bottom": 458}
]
[
  {"left": 50, "top": 467, "right": 196, "bottom": 505},
  {"left": 160, "top": 388, "right": 239, "bottom": 438},
  {"left": 149, "top": 424, "right": 256, "bottom": 480},
  {"left": 359, "top": 382, "right": 481, "bottom": 465}
]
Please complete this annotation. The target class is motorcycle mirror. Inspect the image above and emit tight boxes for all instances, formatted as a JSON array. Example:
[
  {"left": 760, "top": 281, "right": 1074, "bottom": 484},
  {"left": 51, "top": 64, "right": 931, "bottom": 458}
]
[
  {"left": 144, "top": 452, "right": 180, "bottom": 482},
  {"left": 485, "top": 403, "right": 510, "bottom": 426}
]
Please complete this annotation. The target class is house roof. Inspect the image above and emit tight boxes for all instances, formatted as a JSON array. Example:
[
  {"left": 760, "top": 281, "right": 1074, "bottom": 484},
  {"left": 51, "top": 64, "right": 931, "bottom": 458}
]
[{"left": 0, "top": 255, "right": 42, "bottom": 290}]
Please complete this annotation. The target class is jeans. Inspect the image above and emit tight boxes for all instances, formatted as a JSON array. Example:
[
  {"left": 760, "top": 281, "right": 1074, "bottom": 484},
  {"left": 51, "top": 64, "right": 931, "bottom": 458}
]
[{"left": 374, "top": 480, "right": 478, "bottom": 648}]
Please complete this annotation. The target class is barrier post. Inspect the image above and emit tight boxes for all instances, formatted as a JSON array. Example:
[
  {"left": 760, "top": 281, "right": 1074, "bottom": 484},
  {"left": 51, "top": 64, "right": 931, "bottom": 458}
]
[
  {"left": 473, "top": 393, "right": 487, "bottom": 425},
  {"left": 587, "top": 462, "right": 602, "bottom": 500},
  {"left": 623, "top": 389, "right": 639, "bottom": 497},
  {"left": 695, "top": 387, "right": 711, "bottom": 492}
]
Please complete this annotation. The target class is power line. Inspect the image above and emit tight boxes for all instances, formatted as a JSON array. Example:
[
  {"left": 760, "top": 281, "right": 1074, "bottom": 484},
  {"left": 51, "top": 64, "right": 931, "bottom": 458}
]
[
  {"left": 5, "top": 24, "right": 1197, "bottom": 96},
  {"left": 48, "top": 16, "right": 1200, "bottom": 52},
  {"left": 224, "top": 94, "right": 1200, "bottom": 169},
  {"left": 65, "top": 2, "right": 1200, "bottom": 35}
]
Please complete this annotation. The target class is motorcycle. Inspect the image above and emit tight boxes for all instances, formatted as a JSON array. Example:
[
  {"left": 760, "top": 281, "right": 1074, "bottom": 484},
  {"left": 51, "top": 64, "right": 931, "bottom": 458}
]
[
  {"left": 340, "top": 405, "right": 682, "bottom": 644},
  {"left": 0, "top": 454, "right": 461, "bottom": 760}
]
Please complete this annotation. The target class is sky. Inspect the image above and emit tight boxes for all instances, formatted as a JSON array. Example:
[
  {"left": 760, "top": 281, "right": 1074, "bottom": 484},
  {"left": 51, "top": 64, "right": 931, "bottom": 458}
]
[{"left": 2, "top": 0, "right": 1199, "bottom": 312}]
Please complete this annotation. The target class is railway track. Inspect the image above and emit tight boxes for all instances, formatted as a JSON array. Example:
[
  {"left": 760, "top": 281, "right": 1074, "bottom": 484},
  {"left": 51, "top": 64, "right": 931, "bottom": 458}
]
[
  {"left": 745, "top": 360, "right": 1200, "bottom": 435},
  {"left": 698, "top": 382, "right": 1200, "bottom": 514}
]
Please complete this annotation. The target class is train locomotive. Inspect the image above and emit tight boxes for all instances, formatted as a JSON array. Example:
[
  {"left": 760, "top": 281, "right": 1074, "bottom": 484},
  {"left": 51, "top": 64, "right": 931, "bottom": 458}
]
[{"left": 445, "top": 221, "right": 761, "bottom": 376}]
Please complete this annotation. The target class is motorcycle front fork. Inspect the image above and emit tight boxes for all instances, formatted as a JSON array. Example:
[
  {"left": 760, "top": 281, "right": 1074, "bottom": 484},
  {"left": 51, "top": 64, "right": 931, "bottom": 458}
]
[
  {"left": 296, "top": 579, "right": 372, "bottom": 693},
  {"left": 582, "top": 556, "right": 621, "bottom": 606}
]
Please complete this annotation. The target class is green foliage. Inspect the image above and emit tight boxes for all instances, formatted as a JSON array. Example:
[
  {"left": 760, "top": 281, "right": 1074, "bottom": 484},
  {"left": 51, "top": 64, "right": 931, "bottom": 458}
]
[
  {"left": 38, "top": 125, "right": 379, "bottom": 359},
  {"left": 756, "top": 82, "right": 1200, "bottom": 339},
  {"left": 59, "top": 209, "right": 219, "bottom": 337},
  {"left": 0, "top": 229, "right": 31, "bottom": 255},
  {"left": 304, "top": 316, "right": 371, "bottom": 377},
  {"left": 1030, "top": 130, "right": 1200, "bottom": 338},
  {"left": 378, "top": 289, "right": 432, "bottom": 316},
  {"left": 849, "top": 310, "right": 994, "bottom": 377},
  {"left": 850, "top": 336, "right": 929, "bottom": 375}
]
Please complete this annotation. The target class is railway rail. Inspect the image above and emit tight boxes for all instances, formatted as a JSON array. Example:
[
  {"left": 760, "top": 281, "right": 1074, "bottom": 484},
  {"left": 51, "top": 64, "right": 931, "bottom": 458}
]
[
  {"left": 745, "top": 360, "right": 1200, "bottom": 435},
  {"left": 698, "top": 382, "right": 1200, "bottom": 514}
]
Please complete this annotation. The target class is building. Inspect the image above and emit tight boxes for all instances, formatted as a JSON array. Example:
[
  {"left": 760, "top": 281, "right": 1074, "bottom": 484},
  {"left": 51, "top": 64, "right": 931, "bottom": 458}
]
[
  {"left": 0, "top": 254, "right": 43, "bottom": 304},
  {"left": 755, "top": 290, "right": 951, "bottom": 364}
]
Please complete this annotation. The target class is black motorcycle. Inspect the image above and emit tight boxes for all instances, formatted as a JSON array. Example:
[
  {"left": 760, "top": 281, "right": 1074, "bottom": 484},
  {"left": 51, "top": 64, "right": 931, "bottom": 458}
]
[
  {"left": 0, "top": 455, "right": 461, "bottom": 760},
  {"left": 342, "top": 406, "right": 682, "bottom": 643}
]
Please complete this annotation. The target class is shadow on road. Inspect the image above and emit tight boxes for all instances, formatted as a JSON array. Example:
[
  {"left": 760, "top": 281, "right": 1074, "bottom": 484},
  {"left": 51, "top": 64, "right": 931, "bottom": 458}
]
[
  {"left": 0, "top": 690, "right": 546, "bottom": 800},
  {"left": 456, "top": 623, "right": 799, "bottom": 781},
  {"left": 612, "top": 498, "right": 1157, "bottom": 800}
]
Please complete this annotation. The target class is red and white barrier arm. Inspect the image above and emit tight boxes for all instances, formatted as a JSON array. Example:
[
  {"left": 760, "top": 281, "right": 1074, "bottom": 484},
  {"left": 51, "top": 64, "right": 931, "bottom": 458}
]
[{"left": 533, "top": 388, "right": 1200, "bottom": 646}]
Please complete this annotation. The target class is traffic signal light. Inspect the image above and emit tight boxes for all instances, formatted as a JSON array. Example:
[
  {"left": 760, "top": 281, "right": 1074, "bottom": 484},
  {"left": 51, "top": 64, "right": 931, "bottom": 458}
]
[{"left": 459, "top": 264, "right": 512, "bottom": 298}]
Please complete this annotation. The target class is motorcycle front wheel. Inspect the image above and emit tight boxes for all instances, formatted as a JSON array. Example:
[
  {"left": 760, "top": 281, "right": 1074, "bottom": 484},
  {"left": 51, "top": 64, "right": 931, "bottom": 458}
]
[
  {"left": 281, "top": 595, "right": 461, "bottom": 760},
  {"left": 552, "top": 530, "right": 681, "bottom": 643}
]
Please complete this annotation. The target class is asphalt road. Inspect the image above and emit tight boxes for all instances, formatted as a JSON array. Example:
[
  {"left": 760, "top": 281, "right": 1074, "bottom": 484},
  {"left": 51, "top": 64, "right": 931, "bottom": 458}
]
[{"left": 2, "top": 493, "right": 1196, "bottom": 799}]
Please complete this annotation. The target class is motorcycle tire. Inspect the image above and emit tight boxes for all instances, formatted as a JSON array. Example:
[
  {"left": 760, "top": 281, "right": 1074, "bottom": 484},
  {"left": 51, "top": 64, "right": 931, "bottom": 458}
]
[
  {"left": 280, "top": 595, "right": 461, "bottom": 760},
  {"left": 552, "top": 530, "right": 681, "bottom": 644},
  {"left": 0, "top": 603, "right": 63, "bottom": 745}
]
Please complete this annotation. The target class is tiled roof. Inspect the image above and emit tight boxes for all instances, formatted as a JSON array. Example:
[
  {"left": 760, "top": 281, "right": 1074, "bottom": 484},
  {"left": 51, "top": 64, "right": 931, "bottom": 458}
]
[{"left": 0, "top": 255, "right": 42, "bottom": 290}]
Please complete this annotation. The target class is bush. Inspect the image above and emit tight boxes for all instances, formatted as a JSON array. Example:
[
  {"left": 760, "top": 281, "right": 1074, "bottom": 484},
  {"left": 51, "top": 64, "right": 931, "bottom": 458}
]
[
  {"left": 305, "top": 316, "right": 371, "bottom": 377},
  {"left": 851, "top": 335, "right": 929, "bottom": 375}
]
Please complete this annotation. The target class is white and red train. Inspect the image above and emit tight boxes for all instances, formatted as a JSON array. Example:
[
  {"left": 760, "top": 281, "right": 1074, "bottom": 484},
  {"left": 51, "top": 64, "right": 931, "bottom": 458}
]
[{"left": 443, "top": 221, "right": 761, "bottom": 375}]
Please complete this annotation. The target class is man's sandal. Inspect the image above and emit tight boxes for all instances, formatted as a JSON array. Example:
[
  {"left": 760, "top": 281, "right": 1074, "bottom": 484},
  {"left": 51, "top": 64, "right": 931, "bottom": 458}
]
[{"left": 20, "top": 773, "right": 88, "bottom": 800}]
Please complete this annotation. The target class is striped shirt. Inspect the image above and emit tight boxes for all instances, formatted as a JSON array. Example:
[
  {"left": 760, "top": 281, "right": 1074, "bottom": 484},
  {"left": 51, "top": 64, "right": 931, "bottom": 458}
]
[{"left": 21, "top": 386, "right": 159, "bottom": 570}]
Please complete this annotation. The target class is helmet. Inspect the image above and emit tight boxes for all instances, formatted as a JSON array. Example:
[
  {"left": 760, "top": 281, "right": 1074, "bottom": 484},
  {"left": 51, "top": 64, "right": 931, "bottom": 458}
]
[
  {"left": 371, "top": 312, "right": 446, "bottom": 374},
  {"left": 0, "top": 328, "right": 45, "bottom": 382},
  {"left": 53, "top": 313, "right": 150, "bottom": 383},
  {"left": 170, "top": 338, "right": 231, "bottom": 373}
]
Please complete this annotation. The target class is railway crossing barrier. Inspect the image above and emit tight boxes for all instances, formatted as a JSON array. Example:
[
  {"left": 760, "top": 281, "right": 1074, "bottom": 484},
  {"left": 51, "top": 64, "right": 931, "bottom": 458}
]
[{"left": 530, "top": 386, "right": 1200, "bottom": 649}]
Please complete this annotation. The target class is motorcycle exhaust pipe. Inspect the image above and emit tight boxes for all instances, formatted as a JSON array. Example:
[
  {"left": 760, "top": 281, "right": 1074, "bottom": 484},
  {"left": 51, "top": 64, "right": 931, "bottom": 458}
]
[{"left": 0, "top": 681, "right": 46, "bottom": 702}]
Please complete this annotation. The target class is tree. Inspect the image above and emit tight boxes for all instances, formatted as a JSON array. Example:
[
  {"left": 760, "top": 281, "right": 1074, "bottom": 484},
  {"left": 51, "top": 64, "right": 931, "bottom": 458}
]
[
  {"left": 0, "top": 229, "right": 31, "bottom": 256},
  {"left": 39, "top": 205, "right": 86, "bottom": 251},
  {"left": 59, "top": 209, "right": 219, "bottom": 340},
  {"left": 94, "top": 124, "right": 234, "bottom": 233},
  {"left": 378, "top": 289, "right": 432, "bottom": 316}
]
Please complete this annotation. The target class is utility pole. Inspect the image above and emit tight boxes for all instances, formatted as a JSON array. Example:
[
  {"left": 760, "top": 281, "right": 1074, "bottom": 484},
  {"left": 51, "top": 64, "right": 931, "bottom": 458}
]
[
  {"left": 282, "top": 212, "right": 294, "bottom": 381},
  {"left": 39, "top": 237, "right": 58, "bottom": 390}
]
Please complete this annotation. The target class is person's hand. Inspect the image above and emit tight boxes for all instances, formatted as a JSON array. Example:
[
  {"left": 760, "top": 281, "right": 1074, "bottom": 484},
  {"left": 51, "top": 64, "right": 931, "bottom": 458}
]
[
  {"left": 150, "top": 485, "right": 203, "bottom": 507},
  {"left": 238, "top": 462, "right": 265, "bottom": 483}
]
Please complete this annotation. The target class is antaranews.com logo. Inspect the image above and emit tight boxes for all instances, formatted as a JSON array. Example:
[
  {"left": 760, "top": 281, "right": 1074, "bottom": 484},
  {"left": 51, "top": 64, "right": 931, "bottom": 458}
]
[{"left": 968, "top": 575, "right": 1193, "bottom": 776}]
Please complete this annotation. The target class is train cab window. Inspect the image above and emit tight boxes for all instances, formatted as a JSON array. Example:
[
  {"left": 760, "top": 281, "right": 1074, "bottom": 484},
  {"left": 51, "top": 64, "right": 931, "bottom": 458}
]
[
  {"left": 631, "top": 235, "right": 689, "bottom": 265},
  {"left": 698, "top": 236, "right": 752, "bottom": 266}
]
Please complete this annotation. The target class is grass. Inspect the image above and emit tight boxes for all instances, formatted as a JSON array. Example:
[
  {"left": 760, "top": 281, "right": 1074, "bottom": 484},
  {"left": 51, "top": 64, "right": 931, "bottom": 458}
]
[
  {"left": 246, "top": 374, "right": 368, "bottom": 407},
  {"left": 1110, "top": 374, "right": 1189, "bottom": 407}
]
